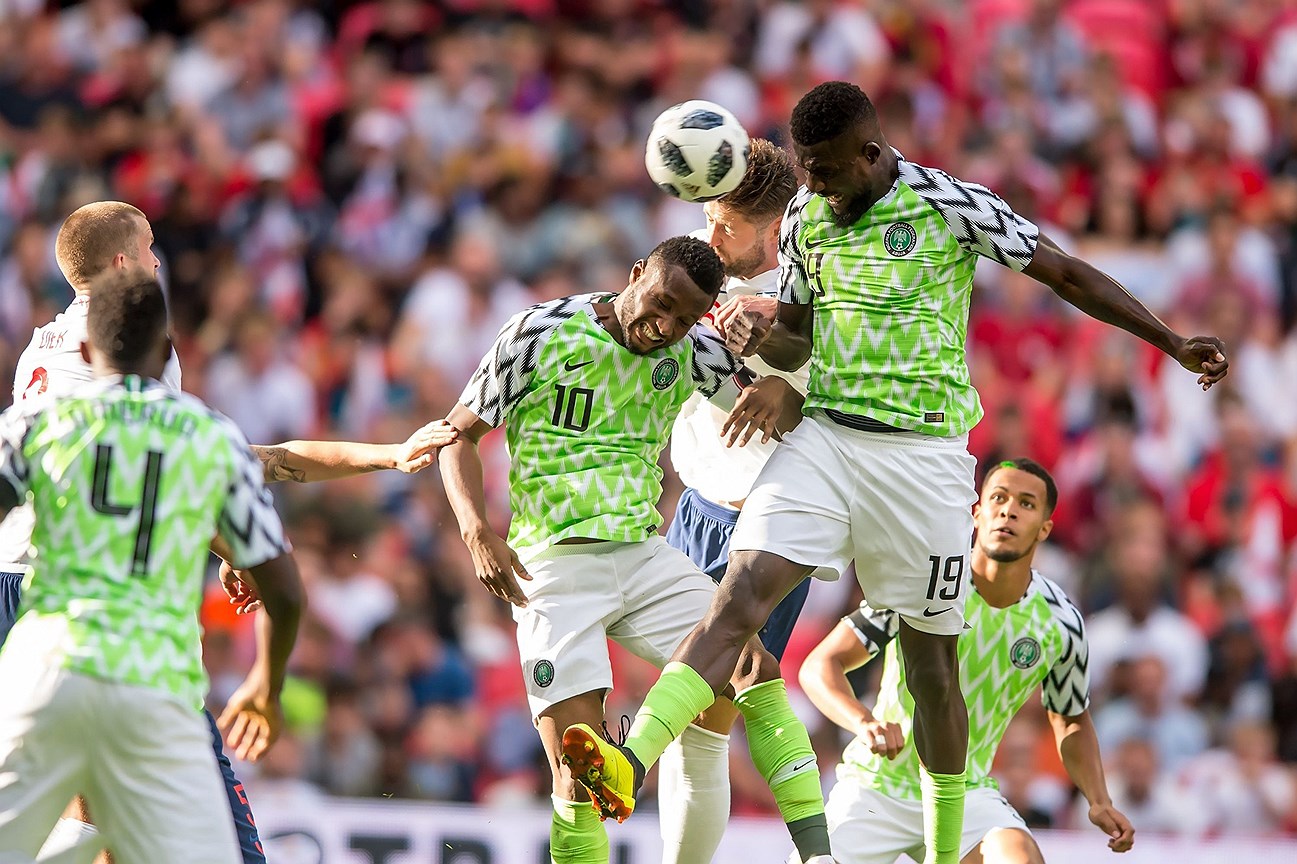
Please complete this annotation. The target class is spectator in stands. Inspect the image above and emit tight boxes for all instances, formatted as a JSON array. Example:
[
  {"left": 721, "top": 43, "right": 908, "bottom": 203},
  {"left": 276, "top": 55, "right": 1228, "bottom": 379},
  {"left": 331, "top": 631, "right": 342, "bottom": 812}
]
[
  {"left": 1095, "top": 654, "right": 1211, "bottom": 773},
  {"left": 1179, "top": 721, "right": 1297, "bottom": 835},
  {"left": 1092, "top": 737, "right": 1194, "bottom": 835}
]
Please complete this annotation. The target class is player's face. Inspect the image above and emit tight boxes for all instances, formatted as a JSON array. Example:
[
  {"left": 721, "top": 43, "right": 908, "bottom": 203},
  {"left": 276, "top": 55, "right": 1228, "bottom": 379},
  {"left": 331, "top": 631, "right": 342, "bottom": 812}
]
[
  {"left": 974, "top": 467, "right": 1053, "bottom": 562},
  {"left": 123, "top": 218, "right": 161, "bottom": 277},
  {"left": 703, "top": 202, "right": 767, "bottom": 280},
  {"left": 794, "top": 128, "right": 882, "bottom": 226},
  {"left": 618, "top": 261, "right": 714, "bottom": 355}
]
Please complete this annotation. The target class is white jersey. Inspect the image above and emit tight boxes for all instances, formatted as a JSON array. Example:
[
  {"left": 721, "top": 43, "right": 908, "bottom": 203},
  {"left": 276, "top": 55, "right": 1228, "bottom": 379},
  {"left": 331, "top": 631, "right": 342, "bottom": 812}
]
[
  {"left": 670, "top": 266, "right": 811, "bottom": 504},
  {"left": 0, "top": 295, "right": 183, "bottom": 569}
]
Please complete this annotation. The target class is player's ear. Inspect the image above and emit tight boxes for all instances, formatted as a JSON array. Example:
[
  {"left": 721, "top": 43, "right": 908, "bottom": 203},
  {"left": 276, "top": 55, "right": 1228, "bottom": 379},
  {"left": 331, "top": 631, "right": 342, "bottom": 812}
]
[
  {"left": 863, "top": 141, "right": 882, "bottom": 163},
  {"left": 628, "top": 258, "right": 647, "bottom": 285},
  {"left": 1037, "top": 518, "right": 1054, "bottom": 544},
  {"left": 79, "top": 341, "right": 90, "bottom": 365}
]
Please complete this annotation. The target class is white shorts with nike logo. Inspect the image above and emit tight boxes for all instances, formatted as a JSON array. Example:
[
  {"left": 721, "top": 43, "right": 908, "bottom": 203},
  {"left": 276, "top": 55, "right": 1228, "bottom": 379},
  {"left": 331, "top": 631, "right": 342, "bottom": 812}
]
[{"left": 729, "top": 411, "right": 976, "bottom": 637}]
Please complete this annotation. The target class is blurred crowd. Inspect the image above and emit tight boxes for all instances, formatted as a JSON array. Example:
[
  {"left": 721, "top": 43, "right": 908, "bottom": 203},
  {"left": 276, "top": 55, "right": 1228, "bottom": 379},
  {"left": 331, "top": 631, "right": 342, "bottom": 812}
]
[{"left": 4, "top": 0, "right": 1297, "bottom": 839}]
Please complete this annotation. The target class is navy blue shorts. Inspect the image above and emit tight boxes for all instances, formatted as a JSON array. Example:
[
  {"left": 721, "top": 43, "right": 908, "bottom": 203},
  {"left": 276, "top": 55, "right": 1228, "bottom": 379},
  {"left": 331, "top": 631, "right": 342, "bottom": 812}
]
[
  {"left": 205, "top": 708, "right": 267, "bottom": 864},
  {"left": 0, "top": 570, "right": 22, "bottom": 648},
  {"left": 1, "top": 570, "right": 265, "bottom": 864},
  {"left": 665, "top": 487, "right": 811, "bottom": 659}
]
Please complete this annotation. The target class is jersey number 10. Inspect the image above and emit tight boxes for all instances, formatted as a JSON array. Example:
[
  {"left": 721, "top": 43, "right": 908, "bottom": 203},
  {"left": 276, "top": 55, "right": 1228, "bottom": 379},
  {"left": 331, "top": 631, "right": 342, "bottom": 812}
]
[
  {"left": 91, "top": 444, "right": 163, "bottom": 578},
  {"left": 551, "top": 384, "right": 594, "bottom": 433}
]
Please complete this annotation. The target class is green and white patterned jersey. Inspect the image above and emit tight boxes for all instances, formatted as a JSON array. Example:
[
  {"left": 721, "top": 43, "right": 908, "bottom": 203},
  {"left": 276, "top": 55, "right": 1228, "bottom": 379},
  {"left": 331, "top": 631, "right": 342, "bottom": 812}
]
[
  {"left": 778, "top": 152, "right": 1039, "bottom": 436},
  {"left": 839, "top": 572, "right": 1089, "bottom": 800},
  {"left": 0, "top": 375, "right": 289, "bottom": 710},
  {"left": 461, "top": 294, "right": 740, "bottom": 560}
]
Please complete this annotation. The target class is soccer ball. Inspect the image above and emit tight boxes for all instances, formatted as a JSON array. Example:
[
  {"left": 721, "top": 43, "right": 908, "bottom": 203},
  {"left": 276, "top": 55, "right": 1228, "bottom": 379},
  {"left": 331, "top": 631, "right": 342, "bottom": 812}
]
[{"left": 646, "top": 100, "right": 750, "bottom": 203}]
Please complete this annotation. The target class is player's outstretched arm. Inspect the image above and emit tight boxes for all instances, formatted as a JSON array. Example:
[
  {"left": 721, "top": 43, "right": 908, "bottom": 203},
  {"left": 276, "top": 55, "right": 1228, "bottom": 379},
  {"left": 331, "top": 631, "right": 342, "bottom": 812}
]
[
  {"left": 1024, "top": 234, "right": 1228, "bottom": 390},
  {"left": 1048, "top": 709, "right": 1135, "bottom": 852},
  {"left": 219, "top": 552, "right": 304, "bottom": 763},
  {"left": 799, "top": 619, "right": 904, "bottom": 759},
  {"left": 441, "top": 404, "right": 531, "bottom": 607},
  {"left": 250, "top": 419, "right": 458, "bottom": 484}
]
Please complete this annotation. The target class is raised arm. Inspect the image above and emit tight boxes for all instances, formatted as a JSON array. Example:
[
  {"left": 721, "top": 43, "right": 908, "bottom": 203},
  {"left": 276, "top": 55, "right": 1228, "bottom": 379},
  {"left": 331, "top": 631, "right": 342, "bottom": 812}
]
[
  {"left": 1024, "top": 234, "right": 1228, "bottom": 389},
  {"left": 250, "top": 419, "right": 458, "bottom": 484},
  {"left": 440, "top": 404, "right": 530, "bottom": 607},
  {"left": 1048, "top": 709, "right": 1134, "bottom": 852},
  {"left": 800, "top": 613, "right": 904, "bottom": 759}
]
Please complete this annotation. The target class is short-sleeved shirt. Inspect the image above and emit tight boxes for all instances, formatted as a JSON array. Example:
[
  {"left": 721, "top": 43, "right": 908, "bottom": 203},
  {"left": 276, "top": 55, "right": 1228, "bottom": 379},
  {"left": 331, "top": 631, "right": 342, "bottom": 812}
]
[
  {"left": 0, "top": 294, "right": 183, "bottom": 568},
  {"left": 778, "top": 152, "right": 1039, "bottom": 436},
  {"left": 840, "top": 572, "right": 1089, "bottom": 800},
  {"left": 0, "top": 375, "right": 289, "bottom": 710},
  {"left": 460, "top": 293, "right": 741, "bottom": 559}
]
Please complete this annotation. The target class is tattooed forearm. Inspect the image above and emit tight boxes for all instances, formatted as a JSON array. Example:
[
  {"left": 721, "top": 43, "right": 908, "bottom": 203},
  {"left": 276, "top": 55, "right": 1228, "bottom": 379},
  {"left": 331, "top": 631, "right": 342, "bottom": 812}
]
[{"left": 251, "top": 445, "right": 308, "bottom": 483}]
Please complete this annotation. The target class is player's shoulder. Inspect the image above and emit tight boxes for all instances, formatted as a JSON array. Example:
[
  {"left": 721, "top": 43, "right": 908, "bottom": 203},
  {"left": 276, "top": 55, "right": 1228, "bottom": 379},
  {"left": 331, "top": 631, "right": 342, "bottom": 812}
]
[
  {"left": 1027, "top": 571, "right": 1086, "bottom": 639},
  {"left": 498, "top": 293, "right": 599, "bottom": 344},
  {"left": 896, "top": 153, "right": 996, "bottom": 208}
]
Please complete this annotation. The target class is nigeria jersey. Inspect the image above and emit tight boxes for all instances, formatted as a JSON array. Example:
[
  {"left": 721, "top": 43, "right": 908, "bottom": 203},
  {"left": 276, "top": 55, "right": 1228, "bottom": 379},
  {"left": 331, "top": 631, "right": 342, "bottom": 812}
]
[
  {"left": 0, "top": 375, "right": 289, "bottom": 710},
  {"left": 1, "top": 294, "right": 183, "bottom": 568},
  {"left": 839, "top": 572, "right": 1088, "bottom": 800},
  {"left": 778, "top": 152, "right": 1039, "bottom": 436},
  {"left": 461, "top": 293, "right": 741, "bottom": 559}
]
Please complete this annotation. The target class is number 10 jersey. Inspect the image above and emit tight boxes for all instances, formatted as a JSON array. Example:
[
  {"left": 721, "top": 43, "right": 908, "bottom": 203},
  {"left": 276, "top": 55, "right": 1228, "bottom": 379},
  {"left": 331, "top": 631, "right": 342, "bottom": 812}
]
[{"left": 460, "top": 294, "right": 741, "bottom": 560}]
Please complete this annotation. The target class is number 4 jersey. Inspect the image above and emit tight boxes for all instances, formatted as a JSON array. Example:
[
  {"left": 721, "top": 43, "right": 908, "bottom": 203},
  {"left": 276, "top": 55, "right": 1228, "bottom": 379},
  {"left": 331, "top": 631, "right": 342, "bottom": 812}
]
[
  {"left": 0, "top": 375, "right": 289, "bottom": 710},
  {"left": 461, "top": 293, "right": 742, "bottom": 559},
  {"left": 1, "top": 294, "right": 183, "bottom": 569}
]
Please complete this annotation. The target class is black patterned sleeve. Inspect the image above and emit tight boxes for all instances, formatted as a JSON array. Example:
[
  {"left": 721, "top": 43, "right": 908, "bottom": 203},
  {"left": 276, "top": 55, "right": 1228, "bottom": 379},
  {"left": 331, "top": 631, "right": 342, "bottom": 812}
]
[
  {"left": 900, "top": 160, "right": 1039, "bottom": 272},
  {"left": 460, "top": 300, "right": 572, "bottom": 428},
  {"left": 0, "top": 407, "right": 35, "bottom": 511},
  {"left": 688, "top": 326, "right": 743, "bottom": 398},
  {"left": 1039, "top": 579, "right": 1092, "bottom": 716},
  {"left": 777, "top": 189, "right": 815, "bottom": 305},
  {"left": 845, "top": 602, "right": 900, "bottom": 656},
  {"left": 214, "top": 415, "right": 293, "bottom": 570}
]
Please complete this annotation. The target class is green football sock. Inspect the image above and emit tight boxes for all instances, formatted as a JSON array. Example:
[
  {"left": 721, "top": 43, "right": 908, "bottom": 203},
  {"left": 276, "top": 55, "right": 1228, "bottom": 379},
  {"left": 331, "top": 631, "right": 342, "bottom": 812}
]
[
  {"left": 733, "top": 679, "right": 830, "bottom": 860},
  {"left": 921, "top": 767, "right": 967, "bottom": 864},
  {"left": 624, "top": 661, "right": 716, "bottom": 769},
  {"left": 550, "top": 795, "right": 610, "bottom": 864}
]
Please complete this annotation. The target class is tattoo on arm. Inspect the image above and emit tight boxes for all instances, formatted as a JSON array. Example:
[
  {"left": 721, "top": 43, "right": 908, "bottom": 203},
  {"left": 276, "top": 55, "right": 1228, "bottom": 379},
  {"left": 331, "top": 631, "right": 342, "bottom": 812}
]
[{"left": 251, "top": 446, "right": 307, "bottom": 483}]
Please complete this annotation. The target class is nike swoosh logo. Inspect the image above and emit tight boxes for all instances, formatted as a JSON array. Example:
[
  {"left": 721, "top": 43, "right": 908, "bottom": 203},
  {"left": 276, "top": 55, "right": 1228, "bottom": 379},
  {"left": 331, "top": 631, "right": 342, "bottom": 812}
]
[
  {"left": 922, "top": 607, "right": 951, "bottom": 617},
  {"left": 564, "top": 359, "right": 594, "bottom": 371},
  {"left": 804, "top": 234, "right": 836, "bottom": 249},
  {"left": 792, "top": 758, "right": 815, "bottom": 772}
]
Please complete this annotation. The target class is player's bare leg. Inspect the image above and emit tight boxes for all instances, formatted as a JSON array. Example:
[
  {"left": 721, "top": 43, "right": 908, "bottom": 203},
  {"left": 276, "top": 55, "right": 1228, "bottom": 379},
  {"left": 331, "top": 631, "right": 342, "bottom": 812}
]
[
  {"left": 899, "top": 621, "right": 969, "bottom": 864},
  {"left": 962, "top": 828, "right": 1045, "bottom": 864},
  {"left": 539, "top": 690, "right": 622, "bottom": 864}
]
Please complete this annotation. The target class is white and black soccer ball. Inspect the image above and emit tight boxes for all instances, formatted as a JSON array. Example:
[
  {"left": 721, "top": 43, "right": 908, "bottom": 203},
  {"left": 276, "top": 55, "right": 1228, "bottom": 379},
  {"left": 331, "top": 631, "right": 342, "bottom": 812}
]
[{"left": 646, "top": 100, "right": 750, "bottom": 203}]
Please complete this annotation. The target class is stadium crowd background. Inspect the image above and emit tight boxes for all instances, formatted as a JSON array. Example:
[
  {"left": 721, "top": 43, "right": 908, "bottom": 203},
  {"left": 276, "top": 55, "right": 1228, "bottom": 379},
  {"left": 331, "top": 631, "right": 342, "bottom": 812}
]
[{"left": 2, "top": 0, "right": 1297, "bottom": 840}]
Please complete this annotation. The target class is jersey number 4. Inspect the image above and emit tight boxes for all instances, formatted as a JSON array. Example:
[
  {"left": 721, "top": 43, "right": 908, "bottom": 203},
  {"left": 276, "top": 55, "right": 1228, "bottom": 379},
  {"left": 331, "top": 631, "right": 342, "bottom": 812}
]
[{"left": 91, "top": 444, "right": 164, "bottom": 578}]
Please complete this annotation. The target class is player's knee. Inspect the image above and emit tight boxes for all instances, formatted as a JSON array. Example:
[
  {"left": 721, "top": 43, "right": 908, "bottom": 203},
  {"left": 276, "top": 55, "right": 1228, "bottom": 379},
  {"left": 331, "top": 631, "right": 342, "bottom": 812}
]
[
  {"left": 732, "top": 640, "right": 781, "bottom": 692},
  {"left": 977, "top": 827, "right": 1042, "bottom": 864}
]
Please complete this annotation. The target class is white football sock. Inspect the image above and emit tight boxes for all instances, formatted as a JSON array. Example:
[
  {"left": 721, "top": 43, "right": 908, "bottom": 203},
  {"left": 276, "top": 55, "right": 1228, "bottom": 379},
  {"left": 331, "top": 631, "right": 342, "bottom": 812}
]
[
  {"left": 658, "top": 722, "right": 731, "bottom": 864},
  {"left": 37, "top": 818, "right": 101, "bottom": 864}
]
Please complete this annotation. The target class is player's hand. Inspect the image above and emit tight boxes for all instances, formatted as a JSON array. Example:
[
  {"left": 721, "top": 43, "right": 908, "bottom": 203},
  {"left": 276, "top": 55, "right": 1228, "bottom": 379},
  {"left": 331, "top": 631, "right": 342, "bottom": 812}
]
[
  {"left": 718, "top": 302, "right": 775, "bottom": 357},
  {"left": 1175, "top": 336, "right": 1228, "bottom": 390},
  {"left": 218, "top": 674, "right": 283, "bottom": 763},
  {"left": 394, "top": 419, "right": 459, "bottom": 473},
  {"left": 219, "top": 559, "right": 263, "bottom": 616},
  {"left": 721, "top": 377, "right": 801, "bottom": 447},
  {"left": 465, "top": 528, "right": 532, "bottom": 607},
  {"left": 1087, "top": 802, "right": 1135, "bottom": 852},
  {"left": 858, "top": 719, "right": 905, "bottom": 759},
  {"left": 713, "top": 295, "right": 778, "bottom": 339}
]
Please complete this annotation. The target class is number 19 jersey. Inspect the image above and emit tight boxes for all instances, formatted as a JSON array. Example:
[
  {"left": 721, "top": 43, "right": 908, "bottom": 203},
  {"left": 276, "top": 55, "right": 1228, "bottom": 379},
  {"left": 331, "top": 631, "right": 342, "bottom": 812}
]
[
  {"left": 461, "top": 294, "right": 741, "bottom": 559},
  {"left": 0, "top": 375, "right": 289, "bottom": 711}
]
